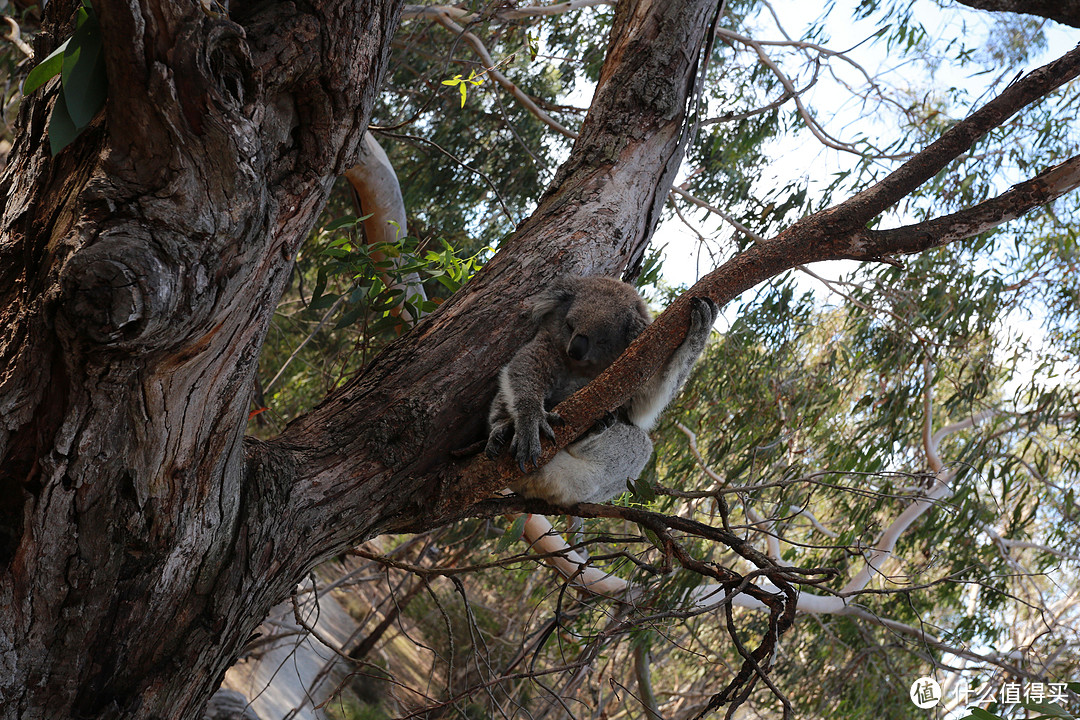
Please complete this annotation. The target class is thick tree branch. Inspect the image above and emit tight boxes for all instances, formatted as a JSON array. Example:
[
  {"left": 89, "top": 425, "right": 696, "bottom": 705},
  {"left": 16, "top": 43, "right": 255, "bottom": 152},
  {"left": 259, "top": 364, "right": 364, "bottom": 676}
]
[
  {"left": 276, "top": 0, "right": 725, "bottom": 540},
  {"left": 953, "top": 0, "right": 1080, "bottom": 28},
  {"left": 528, "top": 44, "right": 1080, "bottom": 464},
  {"left": 827, "top": 43, "right": 1080, "bottom": 228},
  {"left": 276, "top": 35, "right": 1080, "bottom": 557},
  {"left": 852, "top": 153, "right": 1080, "bottom": 256}
]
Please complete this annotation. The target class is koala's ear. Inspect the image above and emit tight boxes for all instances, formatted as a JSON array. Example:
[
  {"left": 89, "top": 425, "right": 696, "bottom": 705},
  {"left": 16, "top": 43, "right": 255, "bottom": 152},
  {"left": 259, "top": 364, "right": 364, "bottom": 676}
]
[
  {"left": 530, "top": 276, "right": 578, "bottom": 323},
  {"left": 624, "top": 308, "right": 650, "bottom": 341}
]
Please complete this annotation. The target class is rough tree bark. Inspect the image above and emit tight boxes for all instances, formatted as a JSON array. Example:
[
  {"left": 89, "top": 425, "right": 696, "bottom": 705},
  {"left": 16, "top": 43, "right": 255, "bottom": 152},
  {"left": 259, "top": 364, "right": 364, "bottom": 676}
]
[
  {"left": 954, "top": 0, "right": 1080, "bottom": 28},
  {"left": 0, "top": 0, "right": 402, "bottom": 717},
  {"left": 1, "top": 0, "right": 1077, "bottom": 718},
  {"left": 0, "top": 0, "right": 723, "bottom": 718}
]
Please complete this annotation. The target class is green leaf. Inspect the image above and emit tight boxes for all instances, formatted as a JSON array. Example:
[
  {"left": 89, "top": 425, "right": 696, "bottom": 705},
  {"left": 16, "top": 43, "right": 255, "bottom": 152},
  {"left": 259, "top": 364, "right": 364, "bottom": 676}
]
[
  {"left": 630, "top": 476, "right": 657, "bottom": 504},
  {"left": 309, "top": 292, "right": 339, "bottom": 311},
  {"left": 325, "top": 215, "right": 362, "bottom": 231},
  {"left": 642, "top": 527, "right": 664, "bottom": 552},
  {"left": 62, "top": 6, "right": 108, "bottom": 127},
  {"left": 23, "top": 39, "right": 70, "bottom": 95},
  {"left": 964, "top": 708, "right": 1005, "bottom": 720},
  {"left": 496, "top": 515, "right": 528, "bottom": 553},
  {"left": 49, "top": 92, "right": 79, "bottom": 156},
  {"left": 333, "top": 304, "right": 366, "bottom": 330},
  {"left": 1021, "top": 702, "right": 1074, "bottom": 719},
  {"left": 458, "top": 82, "right": 467, "bottom": 108}
]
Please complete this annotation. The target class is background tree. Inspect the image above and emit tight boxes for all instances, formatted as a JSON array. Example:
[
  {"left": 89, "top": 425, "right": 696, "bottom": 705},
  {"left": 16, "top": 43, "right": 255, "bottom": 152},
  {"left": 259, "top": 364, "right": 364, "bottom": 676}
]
[{"left": 1, "top": 2, "right": 1078, "bottom": 720}]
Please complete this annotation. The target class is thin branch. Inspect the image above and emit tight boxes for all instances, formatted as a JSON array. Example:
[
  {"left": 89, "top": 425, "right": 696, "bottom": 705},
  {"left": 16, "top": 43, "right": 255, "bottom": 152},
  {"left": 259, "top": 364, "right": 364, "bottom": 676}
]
[
  {"left": 716, "top": 27, "right": 905, "bottom": 159},
  {"left": 264, "top": 296, "right": 346, "bottom": 395},
  {"left": 422, "top": 8, "right": 580, "bottom": 139},
  {"left": 376, "top": 129, "right": 517, "bottom": 222},
  {"left": 671, "top": 186, "right": 766, "bottom": 243},
  {"left": 834, "top": 45, "right": 1080, "bottom": 228}
]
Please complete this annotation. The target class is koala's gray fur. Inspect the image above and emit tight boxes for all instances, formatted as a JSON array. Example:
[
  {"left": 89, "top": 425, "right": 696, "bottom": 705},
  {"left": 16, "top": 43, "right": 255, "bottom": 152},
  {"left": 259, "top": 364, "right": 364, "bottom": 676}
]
[{"left": 486, "top": 275, "right": 718, "bottom": 505}]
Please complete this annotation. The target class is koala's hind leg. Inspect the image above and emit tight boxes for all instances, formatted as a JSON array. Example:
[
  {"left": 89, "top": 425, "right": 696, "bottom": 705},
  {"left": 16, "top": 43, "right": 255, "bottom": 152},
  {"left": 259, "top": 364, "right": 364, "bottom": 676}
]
[{"left": 511, "top": 422, "right": 653, "bottom": 505}]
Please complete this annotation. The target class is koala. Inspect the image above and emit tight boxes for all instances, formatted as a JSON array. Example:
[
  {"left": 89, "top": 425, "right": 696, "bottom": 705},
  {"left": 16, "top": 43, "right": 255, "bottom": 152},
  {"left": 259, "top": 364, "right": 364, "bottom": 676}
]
[{"left": 485, "top": 275, "right": 718, "bottom": 505}]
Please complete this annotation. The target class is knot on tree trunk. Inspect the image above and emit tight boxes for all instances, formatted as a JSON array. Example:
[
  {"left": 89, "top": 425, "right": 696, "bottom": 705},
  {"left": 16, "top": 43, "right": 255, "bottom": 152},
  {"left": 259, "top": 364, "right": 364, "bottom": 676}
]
[{"left": 59, "top": 235, "right": 177, "bottom": 346}]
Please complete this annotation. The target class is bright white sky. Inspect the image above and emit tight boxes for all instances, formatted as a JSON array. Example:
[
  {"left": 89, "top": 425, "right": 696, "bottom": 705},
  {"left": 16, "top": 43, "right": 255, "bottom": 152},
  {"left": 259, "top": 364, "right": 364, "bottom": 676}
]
[{"left": 654, "top": 0, "right": 1077, "bottom": 300}]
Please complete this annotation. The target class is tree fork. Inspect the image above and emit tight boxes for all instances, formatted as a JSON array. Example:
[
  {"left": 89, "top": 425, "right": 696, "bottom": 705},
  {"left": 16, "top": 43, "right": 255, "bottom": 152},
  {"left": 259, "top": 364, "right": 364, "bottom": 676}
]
[{"left": 1, "top": 0, "right": 402, "bottom": 717}]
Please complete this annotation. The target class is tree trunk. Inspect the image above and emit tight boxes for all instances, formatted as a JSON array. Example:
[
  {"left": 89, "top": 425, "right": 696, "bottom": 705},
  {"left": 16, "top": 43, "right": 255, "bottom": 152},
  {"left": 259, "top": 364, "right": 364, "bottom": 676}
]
[
  {"left": 0, "top": 0, "right": 723, "bottom": 718},
  {"left": 0, "top": 0, "right": 402, "bottom": 716}
]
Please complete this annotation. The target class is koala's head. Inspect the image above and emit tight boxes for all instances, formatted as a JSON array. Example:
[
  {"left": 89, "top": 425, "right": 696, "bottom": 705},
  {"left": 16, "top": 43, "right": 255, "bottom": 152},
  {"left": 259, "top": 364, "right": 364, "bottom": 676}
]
[{"left": 534, "top": 276, "right": 651, "bottom": 370}]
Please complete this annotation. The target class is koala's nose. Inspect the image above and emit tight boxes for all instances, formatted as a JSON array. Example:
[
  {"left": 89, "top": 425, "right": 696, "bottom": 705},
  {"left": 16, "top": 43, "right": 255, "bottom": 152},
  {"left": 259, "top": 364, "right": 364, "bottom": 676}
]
[{"left": 568, "top": 334, "right": 590, "bottom": 361}]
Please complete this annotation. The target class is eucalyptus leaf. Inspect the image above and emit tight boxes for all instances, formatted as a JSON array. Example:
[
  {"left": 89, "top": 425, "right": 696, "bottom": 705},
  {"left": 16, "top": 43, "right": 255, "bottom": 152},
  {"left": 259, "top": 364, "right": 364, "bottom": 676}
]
[
  {"left": 49, "top": 92, "right": 79, "bottom": 156},
  {"left": 23, "top": 39, "right": 70, "bottom": 95},
  {"left": 495, "top": 515, "right": 528, "bottom": 553},
  {"left": 1021, "top": 702, "right": 1074, "bottom": 719},
  {"left": 62, "top": 5, "right": 108, "bottom": 127}
]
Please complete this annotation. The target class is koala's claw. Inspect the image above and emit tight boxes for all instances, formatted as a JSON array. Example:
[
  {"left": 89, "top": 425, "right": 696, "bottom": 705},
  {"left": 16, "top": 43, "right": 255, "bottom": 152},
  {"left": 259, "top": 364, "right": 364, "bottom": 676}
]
[
  {"left": 485, "top": 422, "right": 513, "bottom": 460},
  {"left": 511, "top": 430, "right": 542, "bottom": 471},
  {"left": 593, "top": 410, "right": 618, "bottom": 433},
  {"left": 540, "top": 411, "right": 561, "bottom": 441}
]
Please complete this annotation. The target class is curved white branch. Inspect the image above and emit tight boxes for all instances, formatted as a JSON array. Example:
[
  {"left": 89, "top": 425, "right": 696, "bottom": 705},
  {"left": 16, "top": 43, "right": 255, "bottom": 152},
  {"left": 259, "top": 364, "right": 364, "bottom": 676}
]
[
  {"left": 344, "top": 133, "right": 429, "bottom": 324},
  {"left": 3, "top": 16, "right": 33, "bottom": 59},
  {"left": 520, "top": 513, "right": 632, "bottom": 596}
]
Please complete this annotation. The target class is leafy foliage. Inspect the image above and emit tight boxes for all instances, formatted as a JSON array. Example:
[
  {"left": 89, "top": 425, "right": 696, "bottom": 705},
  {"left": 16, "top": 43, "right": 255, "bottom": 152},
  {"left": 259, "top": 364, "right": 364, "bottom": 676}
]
[
  {"left": 251, "top": 182, "right": 487, "bottom": 432},
  {"left": 22, "top": 0, "right": 107, "bottom": 155}
]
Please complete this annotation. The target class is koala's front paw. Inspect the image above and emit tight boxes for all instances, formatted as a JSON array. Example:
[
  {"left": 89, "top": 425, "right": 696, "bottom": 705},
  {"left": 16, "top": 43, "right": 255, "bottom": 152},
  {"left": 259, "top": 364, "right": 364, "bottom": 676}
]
[
  {"left": 689, "top": 296, "right": 720, "bottom": 334},
  {"left": 510, "top": 427, "right": 541, "bottom": 471},
  {"left": 485, "top": 421, "right": 513, "bottom": 460},
  {"left": 511, "top": 411, "right": 561, "bottom": 470}
]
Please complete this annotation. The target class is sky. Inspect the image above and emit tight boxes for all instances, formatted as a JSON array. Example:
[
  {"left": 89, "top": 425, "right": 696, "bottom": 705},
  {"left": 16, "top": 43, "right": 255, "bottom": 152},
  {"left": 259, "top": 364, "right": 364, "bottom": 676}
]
[{"left": 654, "top": 0, "right": 1077, "bottom": 301}]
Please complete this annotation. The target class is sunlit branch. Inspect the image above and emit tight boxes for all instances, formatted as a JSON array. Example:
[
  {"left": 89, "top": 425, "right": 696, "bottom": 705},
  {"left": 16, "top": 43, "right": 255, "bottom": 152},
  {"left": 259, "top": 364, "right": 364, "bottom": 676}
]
[
  {"left": 856, "top": 153, "right": 1080, "bottom": 257},
  {"left": 633, "top": 642, "right": 664, "bottom": 720},
  {"left": 2, "top": 16, "right": 33, "bottom": 58},
  {"left": 345, "top": 133, "right": 429, "bottom": 322},
  {"left": 838, "top": 360, "right": 991, "bottom": 596}
]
